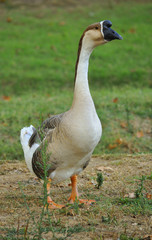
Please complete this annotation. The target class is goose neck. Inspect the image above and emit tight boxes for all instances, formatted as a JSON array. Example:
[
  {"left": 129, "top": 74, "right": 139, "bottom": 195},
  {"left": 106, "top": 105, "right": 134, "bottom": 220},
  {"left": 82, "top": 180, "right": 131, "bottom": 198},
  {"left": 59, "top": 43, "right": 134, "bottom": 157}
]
[{"left": 74, "top": 45, "right": 93, "bottom": 99}]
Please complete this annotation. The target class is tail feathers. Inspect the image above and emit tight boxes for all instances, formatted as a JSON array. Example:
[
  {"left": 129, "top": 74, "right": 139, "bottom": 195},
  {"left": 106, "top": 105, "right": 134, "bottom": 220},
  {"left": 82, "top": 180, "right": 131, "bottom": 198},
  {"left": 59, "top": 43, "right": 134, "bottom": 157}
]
[
  {"left": 20, "top": 125, "right": 40, "bottom": 174},
  {"left": 20, "top": 125, "right": 40, "bottom": 148}
]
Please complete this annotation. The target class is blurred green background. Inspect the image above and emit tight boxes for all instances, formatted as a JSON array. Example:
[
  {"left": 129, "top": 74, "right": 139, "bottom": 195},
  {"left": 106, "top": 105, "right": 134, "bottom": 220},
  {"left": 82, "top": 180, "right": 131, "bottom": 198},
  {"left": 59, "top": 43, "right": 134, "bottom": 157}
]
[{"left": 0, "top": 0, "right": 151, "bottom": 160}]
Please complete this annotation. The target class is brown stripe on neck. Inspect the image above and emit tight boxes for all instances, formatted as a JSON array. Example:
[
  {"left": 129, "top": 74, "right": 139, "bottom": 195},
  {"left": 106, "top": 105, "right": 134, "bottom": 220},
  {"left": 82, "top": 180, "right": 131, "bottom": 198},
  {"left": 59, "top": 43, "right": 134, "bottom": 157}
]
[
  {"left": 74, "top": 22, "right": 101, "bottom": 85},
  {"left": 74, "top": 33, "right": 84, "bottom": 84}
]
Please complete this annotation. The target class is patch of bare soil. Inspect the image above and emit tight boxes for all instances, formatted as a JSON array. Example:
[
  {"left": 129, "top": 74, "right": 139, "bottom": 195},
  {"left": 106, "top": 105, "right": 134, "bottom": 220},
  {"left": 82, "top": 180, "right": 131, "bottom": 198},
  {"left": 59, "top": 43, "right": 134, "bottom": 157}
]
[{"left": 0, "top": 154, "right": 152, "bottom": 239}]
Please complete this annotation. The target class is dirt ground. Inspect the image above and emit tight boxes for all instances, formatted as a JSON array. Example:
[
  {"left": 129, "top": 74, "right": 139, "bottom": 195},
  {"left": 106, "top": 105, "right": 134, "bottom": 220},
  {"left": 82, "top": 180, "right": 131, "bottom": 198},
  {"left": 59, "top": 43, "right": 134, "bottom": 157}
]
[{"left": 0, "top": 154, "right": 152, "bottom": 239}]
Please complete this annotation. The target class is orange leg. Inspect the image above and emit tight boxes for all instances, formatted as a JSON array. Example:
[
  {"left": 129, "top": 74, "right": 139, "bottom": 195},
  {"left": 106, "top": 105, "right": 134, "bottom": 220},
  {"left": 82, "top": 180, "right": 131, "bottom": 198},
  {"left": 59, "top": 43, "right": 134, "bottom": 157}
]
[
  {"left": 68, "top": 175, "right": 96, "bottom": 205},
  {"left": 68, "top": 175, "right": 79, "bottom": 203},
  {"left": 47, "top": 179, "right": 65, "bottom": 209}
]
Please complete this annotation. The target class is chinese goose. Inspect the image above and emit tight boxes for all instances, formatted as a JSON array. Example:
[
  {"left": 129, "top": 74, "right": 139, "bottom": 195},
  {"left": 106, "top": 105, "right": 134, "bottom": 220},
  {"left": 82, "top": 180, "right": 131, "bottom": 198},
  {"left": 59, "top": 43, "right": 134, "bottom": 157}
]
[{"left": 20, "top": 20, "right": 122, "bottom": 209}]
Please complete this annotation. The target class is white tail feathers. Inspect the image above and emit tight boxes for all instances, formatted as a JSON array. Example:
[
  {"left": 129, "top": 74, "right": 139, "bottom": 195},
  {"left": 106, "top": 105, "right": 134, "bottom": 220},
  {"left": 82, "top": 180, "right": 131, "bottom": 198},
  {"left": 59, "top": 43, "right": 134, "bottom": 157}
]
[{"left": 20, "top": 125, "right": 39, "bottom": 174}]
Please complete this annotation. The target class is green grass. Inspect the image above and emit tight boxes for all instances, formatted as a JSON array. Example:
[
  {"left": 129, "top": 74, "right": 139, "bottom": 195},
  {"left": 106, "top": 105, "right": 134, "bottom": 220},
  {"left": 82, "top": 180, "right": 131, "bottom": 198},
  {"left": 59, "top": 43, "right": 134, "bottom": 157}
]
[
  {"left": 0, "top": 1, "right": 152, "bottom": 160},
  {"left": 115, "top": 174, "right": 152, "bottom": 216},
  {"left": 0, "top": 2, "right": 152, "bottom": 94}
]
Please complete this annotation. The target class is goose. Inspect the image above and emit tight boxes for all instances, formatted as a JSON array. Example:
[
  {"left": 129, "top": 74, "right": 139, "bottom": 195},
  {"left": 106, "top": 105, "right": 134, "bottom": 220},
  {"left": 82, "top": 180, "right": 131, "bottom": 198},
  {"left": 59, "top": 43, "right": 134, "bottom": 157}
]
[{"left": 20, "top": 20, "right": 122, "bottom": 209}]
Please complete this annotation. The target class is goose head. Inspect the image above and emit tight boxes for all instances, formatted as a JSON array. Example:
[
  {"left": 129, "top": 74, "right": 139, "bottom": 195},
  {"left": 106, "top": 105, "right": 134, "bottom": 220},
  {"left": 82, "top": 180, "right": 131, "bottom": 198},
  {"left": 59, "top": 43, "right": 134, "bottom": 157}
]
[{"left": 82, "top": 20, "right": 122, "bottom": 50}]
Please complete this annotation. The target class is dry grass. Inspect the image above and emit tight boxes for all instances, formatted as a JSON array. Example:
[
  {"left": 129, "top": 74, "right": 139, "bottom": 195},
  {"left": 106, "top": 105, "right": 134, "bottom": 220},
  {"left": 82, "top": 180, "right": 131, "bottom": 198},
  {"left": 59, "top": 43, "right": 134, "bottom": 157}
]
[{"left": 0, "top": 154, "right": 152, "bottom": 239}]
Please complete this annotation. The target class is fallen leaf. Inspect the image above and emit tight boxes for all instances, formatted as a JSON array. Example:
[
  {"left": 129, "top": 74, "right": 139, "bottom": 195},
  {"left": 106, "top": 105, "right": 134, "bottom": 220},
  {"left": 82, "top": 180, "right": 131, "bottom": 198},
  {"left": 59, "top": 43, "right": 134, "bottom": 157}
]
[
  {"left": 108, "top": 144, "right": 117, "bottom": 150},
  {"left": 112, "top": 97, "right": 118, "bottom": 103},
  {"left": 143, "top": 235, "right": 152, "bottom": 240},
  {"left": 115, "top": 138, "right": 123, "bottom": 145},
  {"left": 129, "top": 28, "right": 136, "bottom": 33},
  {"left": 136, "top": 130, "right": 144, "bottom": 138},
  {"left": 59, "top": 21, "right": 66, "bottom": 26},
  {"left": 1, "top": 122, "right": 8, "bottom": 126},
  {"left": 2, "top": 96, "right": 11, "bottom": 101},
  {"left": 96, "top": 166, "right": 114, "bottom": 172},
  {"left": 146, "top": 193, "right": 152, "bottom": 200},
  {"left": 6, "top": 17, "right": 12, "bottom": 23},
  {"left": 50, "top": 45, "right": 57, "bottom": 51},
  {"left": 120, "top": 122, "right": 127, "bottom": 128}
]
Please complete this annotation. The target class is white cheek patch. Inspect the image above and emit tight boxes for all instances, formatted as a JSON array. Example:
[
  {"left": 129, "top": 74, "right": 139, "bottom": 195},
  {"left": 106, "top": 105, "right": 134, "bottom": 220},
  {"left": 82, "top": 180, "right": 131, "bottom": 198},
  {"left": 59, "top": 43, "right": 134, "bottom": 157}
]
[{"left": 100, "top": 21, "right": 105, "bottom": 38}]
